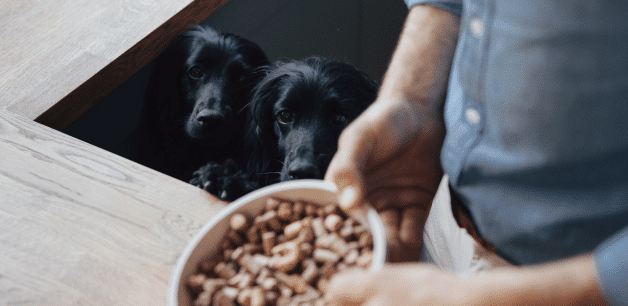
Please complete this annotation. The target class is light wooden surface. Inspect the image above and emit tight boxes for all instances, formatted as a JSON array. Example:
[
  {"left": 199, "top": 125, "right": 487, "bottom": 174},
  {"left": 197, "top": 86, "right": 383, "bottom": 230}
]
[
  {"left": 0, "top": 0, "right": 228, "bottom": 131},
  {"left": 0, "top": 110, "right": 227, "bottom": 305}
]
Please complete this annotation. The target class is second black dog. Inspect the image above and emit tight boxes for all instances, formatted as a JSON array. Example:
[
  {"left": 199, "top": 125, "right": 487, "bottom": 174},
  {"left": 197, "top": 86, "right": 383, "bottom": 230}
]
[
  {"left": 192, "top": 57, "right": 378, "bottom": 200},
  {"left": 139, "top": 25, "right": 268, "bottom": 181}
]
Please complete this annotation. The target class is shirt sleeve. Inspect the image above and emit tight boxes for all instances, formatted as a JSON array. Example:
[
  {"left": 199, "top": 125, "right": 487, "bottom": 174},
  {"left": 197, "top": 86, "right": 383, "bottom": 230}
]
[
  {"left": 404, "top": 0, "right": 463, "bottom": 16},
  {"left": 595, "top": 226, "right": 628, "bottom": 306}
]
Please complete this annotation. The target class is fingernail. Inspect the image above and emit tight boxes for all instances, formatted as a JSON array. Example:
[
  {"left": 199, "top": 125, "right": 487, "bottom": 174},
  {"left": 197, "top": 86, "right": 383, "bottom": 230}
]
[{"left": 339, "top": 186, "right": 358, "bottom": 209}]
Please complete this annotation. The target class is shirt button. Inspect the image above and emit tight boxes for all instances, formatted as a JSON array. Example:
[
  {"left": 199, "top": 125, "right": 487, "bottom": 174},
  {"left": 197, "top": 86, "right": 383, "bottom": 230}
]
[
  {"left": 470, "top": 18, "right": 484, "bottom": 37},
  {"left": 466, "top": 108, "right": 481, "bottom": 124}
]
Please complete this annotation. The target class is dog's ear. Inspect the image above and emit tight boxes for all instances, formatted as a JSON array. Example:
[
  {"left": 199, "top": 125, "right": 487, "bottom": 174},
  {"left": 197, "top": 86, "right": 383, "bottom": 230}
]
[
  {"left": 144, "top": 32, "right": 195, "bottom": 136},
  {"left": 244, "top": 65, "right": 285, "bottom": 182},
  {"left": 228, "top": 34, "right": 270, "bottom": 100},
  {"left": 325, "top": 60, "right": 379, "bottom": 109},
  {"left": 230, "top": 34, "right": 270, "bottom": 70},
  {"left": 300, "top": 56, "right": 378, "bottom": 109},
  {"left": 352, "top": 68, "right": 379, "bottom": 107}
]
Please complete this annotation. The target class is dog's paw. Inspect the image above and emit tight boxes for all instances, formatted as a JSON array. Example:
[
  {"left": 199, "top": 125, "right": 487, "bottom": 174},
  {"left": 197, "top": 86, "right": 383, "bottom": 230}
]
[
  {"left": 190, "top": 159, "right": 258, "bottom": 201},
  {"left": 190, "top": 162, "right": 222, "bottom": 194}
]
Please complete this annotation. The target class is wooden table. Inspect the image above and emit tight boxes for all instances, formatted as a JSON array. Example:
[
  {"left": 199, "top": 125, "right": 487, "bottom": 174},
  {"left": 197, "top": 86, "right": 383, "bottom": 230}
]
[
  {"left": 0, "top": 1, "right": 236, "bottom": 304},
  {"left": 0, "top": 110, "right": 227, "bottom": 305},
  {"left": 0, "top": 0, "right": 228, "bottom": 131}
]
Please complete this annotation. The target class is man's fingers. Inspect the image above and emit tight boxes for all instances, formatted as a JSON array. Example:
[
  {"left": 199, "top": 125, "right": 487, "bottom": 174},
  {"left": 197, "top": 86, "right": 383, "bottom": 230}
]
[
  {"left": 366, "top": 187, "right": 434, "bottom": 211},
  {"left": 362, "top": 295, "right": 394, "bottom": 306},
  {"left": 325, "top": 120, "right": 375, "bottom": 213},
  {"left": 399, "top": 206, "right": 427, "bottom": 258},
  {"left": 379, "top": 208, "right": 401, "bottom": 240},
  {"left": 379, "top": 209, "right": 407, "bottom": 262},
  {"left": 325, "top": 269, "right": 372, "bottom": 306},
  {"left": 327, "top": 166, "right": 365, "bottom": 214},
  {"left": 378, "top": 207, "right": 426, "bottom": 262}
]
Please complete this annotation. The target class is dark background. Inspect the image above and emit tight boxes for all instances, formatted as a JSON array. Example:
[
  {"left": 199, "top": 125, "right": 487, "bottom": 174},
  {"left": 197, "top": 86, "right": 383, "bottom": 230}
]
[{"left": 64, "top": 0, "right": 408, "bottom": 164}]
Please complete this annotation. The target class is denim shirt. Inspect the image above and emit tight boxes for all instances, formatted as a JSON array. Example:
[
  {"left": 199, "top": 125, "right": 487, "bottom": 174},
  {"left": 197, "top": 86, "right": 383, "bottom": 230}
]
[{"left": 406, "top": 1, "right": 628, "bottom": 305}]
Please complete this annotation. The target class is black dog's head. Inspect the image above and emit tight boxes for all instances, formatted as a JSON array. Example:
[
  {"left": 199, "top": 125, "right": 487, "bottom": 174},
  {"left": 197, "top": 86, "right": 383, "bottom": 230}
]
[
  {"left": 246, "top": 57, "right": 378, "bottom": 184},
  {"left": 150, "top": 25, "right": 268, "bottom": 147}
]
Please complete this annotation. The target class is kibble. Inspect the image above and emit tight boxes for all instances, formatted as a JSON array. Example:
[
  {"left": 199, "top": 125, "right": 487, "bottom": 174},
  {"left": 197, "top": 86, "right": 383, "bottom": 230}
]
[{"left": 187, "top": 197, "right": 374, "bottom": 306}]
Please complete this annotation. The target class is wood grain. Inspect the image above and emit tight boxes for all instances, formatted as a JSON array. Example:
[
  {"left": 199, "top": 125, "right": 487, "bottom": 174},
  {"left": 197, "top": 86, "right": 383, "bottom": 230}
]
[
  {"left": 0, "top": 110, "right": 227, "bottom": 305},
  {"left": 0, "top": 0, "right": 229, "bottom": 131}
]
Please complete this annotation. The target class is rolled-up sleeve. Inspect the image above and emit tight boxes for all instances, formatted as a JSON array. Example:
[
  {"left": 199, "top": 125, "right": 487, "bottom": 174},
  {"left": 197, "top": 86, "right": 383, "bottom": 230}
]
[
  {"left": 595, "top": 227, "right": 628, "bottom": 306},
  {"left": 404, "top": 0, "right": 463, "bottom": 16}
]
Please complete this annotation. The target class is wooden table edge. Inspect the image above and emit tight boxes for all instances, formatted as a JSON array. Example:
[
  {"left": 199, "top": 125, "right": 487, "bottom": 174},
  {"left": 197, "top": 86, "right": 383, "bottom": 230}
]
[{"left": 35, "top": 0, "right": 230, "bottom": 131}]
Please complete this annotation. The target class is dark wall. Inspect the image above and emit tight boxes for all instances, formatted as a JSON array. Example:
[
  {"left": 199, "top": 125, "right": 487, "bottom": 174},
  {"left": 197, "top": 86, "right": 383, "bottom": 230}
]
[
  {"left": 202, "top": 0, "right": 407, "bottom": 81},
  {"left": 64, "top": 0, "right": 407, "bottom": 162}
]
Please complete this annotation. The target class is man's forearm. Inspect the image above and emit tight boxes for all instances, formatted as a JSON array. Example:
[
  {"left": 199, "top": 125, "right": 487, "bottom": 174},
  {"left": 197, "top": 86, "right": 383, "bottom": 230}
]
[
  {"left": 475, "top": 254, "right": 609, "bottom": 306},
  {"left": 358, "top": 4, "right": 461, "bottom": 159},
  {"left": 378, "top": 4, "right": 460, "bottom": 116}
]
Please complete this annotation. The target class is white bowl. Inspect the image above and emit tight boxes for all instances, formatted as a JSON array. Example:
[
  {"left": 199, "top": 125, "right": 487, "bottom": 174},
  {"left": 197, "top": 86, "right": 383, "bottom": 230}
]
[{"left": 167, "top": 179, "right": 386, "bottom": 306}]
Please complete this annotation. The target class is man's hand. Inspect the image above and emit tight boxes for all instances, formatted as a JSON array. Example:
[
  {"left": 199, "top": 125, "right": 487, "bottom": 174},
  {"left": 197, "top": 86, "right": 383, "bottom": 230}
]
[
  {"left": 324, "top": 254, "right": 609, "bottom": 306},
  {"left": 325, "top": 264, "right": 470, "bottom": 306},
  {"left": 325, "top": 98, "right": 445, "bottom": 262},
  {"left": 324, "top": 5, "right": 460, "bottom": 262}
]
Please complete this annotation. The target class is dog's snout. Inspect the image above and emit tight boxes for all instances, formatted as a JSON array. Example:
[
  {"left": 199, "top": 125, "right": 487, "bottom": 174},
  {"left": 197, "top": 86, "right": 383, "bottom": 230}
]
[
  {"left": 196, "top": 109, "right": 226, "bottom": 125},
  {"left": 287, "top": 161, "right": 320, "bottom": 180}
]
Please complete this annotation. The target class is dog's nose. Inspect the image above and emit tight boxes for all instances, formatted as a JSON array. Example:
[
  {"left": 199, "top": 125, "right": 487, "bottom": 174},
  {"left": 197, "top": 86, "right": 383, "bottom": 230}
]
[
  {"left": 196, "top": 109, "right": 226, "bottom": 125},
  {"left": 287, "top": 162, "right": 320, "bottom": 180}
]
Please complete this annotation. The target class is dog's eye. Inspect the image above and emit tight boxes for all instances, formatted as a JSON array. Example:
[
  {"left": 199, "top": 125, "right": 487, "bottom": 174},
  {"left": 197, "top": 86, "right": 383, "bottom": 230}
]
[
  {"left": 188, "top": 66, "right": 203, "bottom": 79},
  {"left": 333, "top": 114, "right": 348, "bottom": 125},
  {"left": 277, "top": 111, "right": 294, "bottom": 124}
]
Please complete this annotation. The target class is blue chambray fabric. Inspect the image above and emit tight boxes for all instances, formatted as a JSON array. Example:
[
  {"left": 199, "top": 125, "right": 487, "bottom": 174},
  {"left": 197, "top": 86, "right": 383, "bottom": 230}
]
[
  {"left": 404, "top": 0, "right": 463, "bottom": 16},
  {"left": 404, "top": 1, "right": 628, "bottom": 304}
]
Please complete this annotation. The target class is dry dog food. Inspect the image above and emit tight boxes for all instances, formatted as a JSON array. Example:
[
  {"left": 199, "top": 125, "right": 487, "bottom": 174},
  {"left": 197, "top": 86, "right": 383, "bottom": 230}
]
[{"left": 187, "top": 197, "right": 374, "bottom": 306}]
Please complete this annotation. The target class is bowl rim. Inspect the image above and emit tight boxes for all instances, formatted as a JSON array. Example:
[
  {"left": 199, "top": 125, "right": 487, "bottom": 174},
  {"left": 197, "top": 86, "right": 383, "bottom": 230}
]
[{"left": 167, "top": 179, "right": 386, "bottom": 305}]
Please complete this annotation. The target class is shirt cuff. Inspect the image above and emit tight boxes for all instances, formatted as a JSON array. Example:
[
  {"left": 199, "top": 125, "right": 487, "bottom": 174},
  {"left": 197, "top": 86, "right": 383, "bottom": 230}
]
[
  {"left": 595, "top": 226, "right": 628, "bottom": 306},
  {"left": 404, "top": 0, "right": 463, "bottom": 16}
]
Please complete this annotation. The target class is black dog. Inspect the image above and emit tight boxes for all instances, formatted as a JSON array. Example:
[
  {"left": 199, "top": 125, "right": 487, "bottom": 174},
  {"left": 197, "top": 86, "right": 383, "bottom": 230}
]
[
  {"left": 191, "top": 57, "right": 378, "bottom": 200},
  {"left": 138, "top": 25, "right": 268, "bottom": 182}
]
